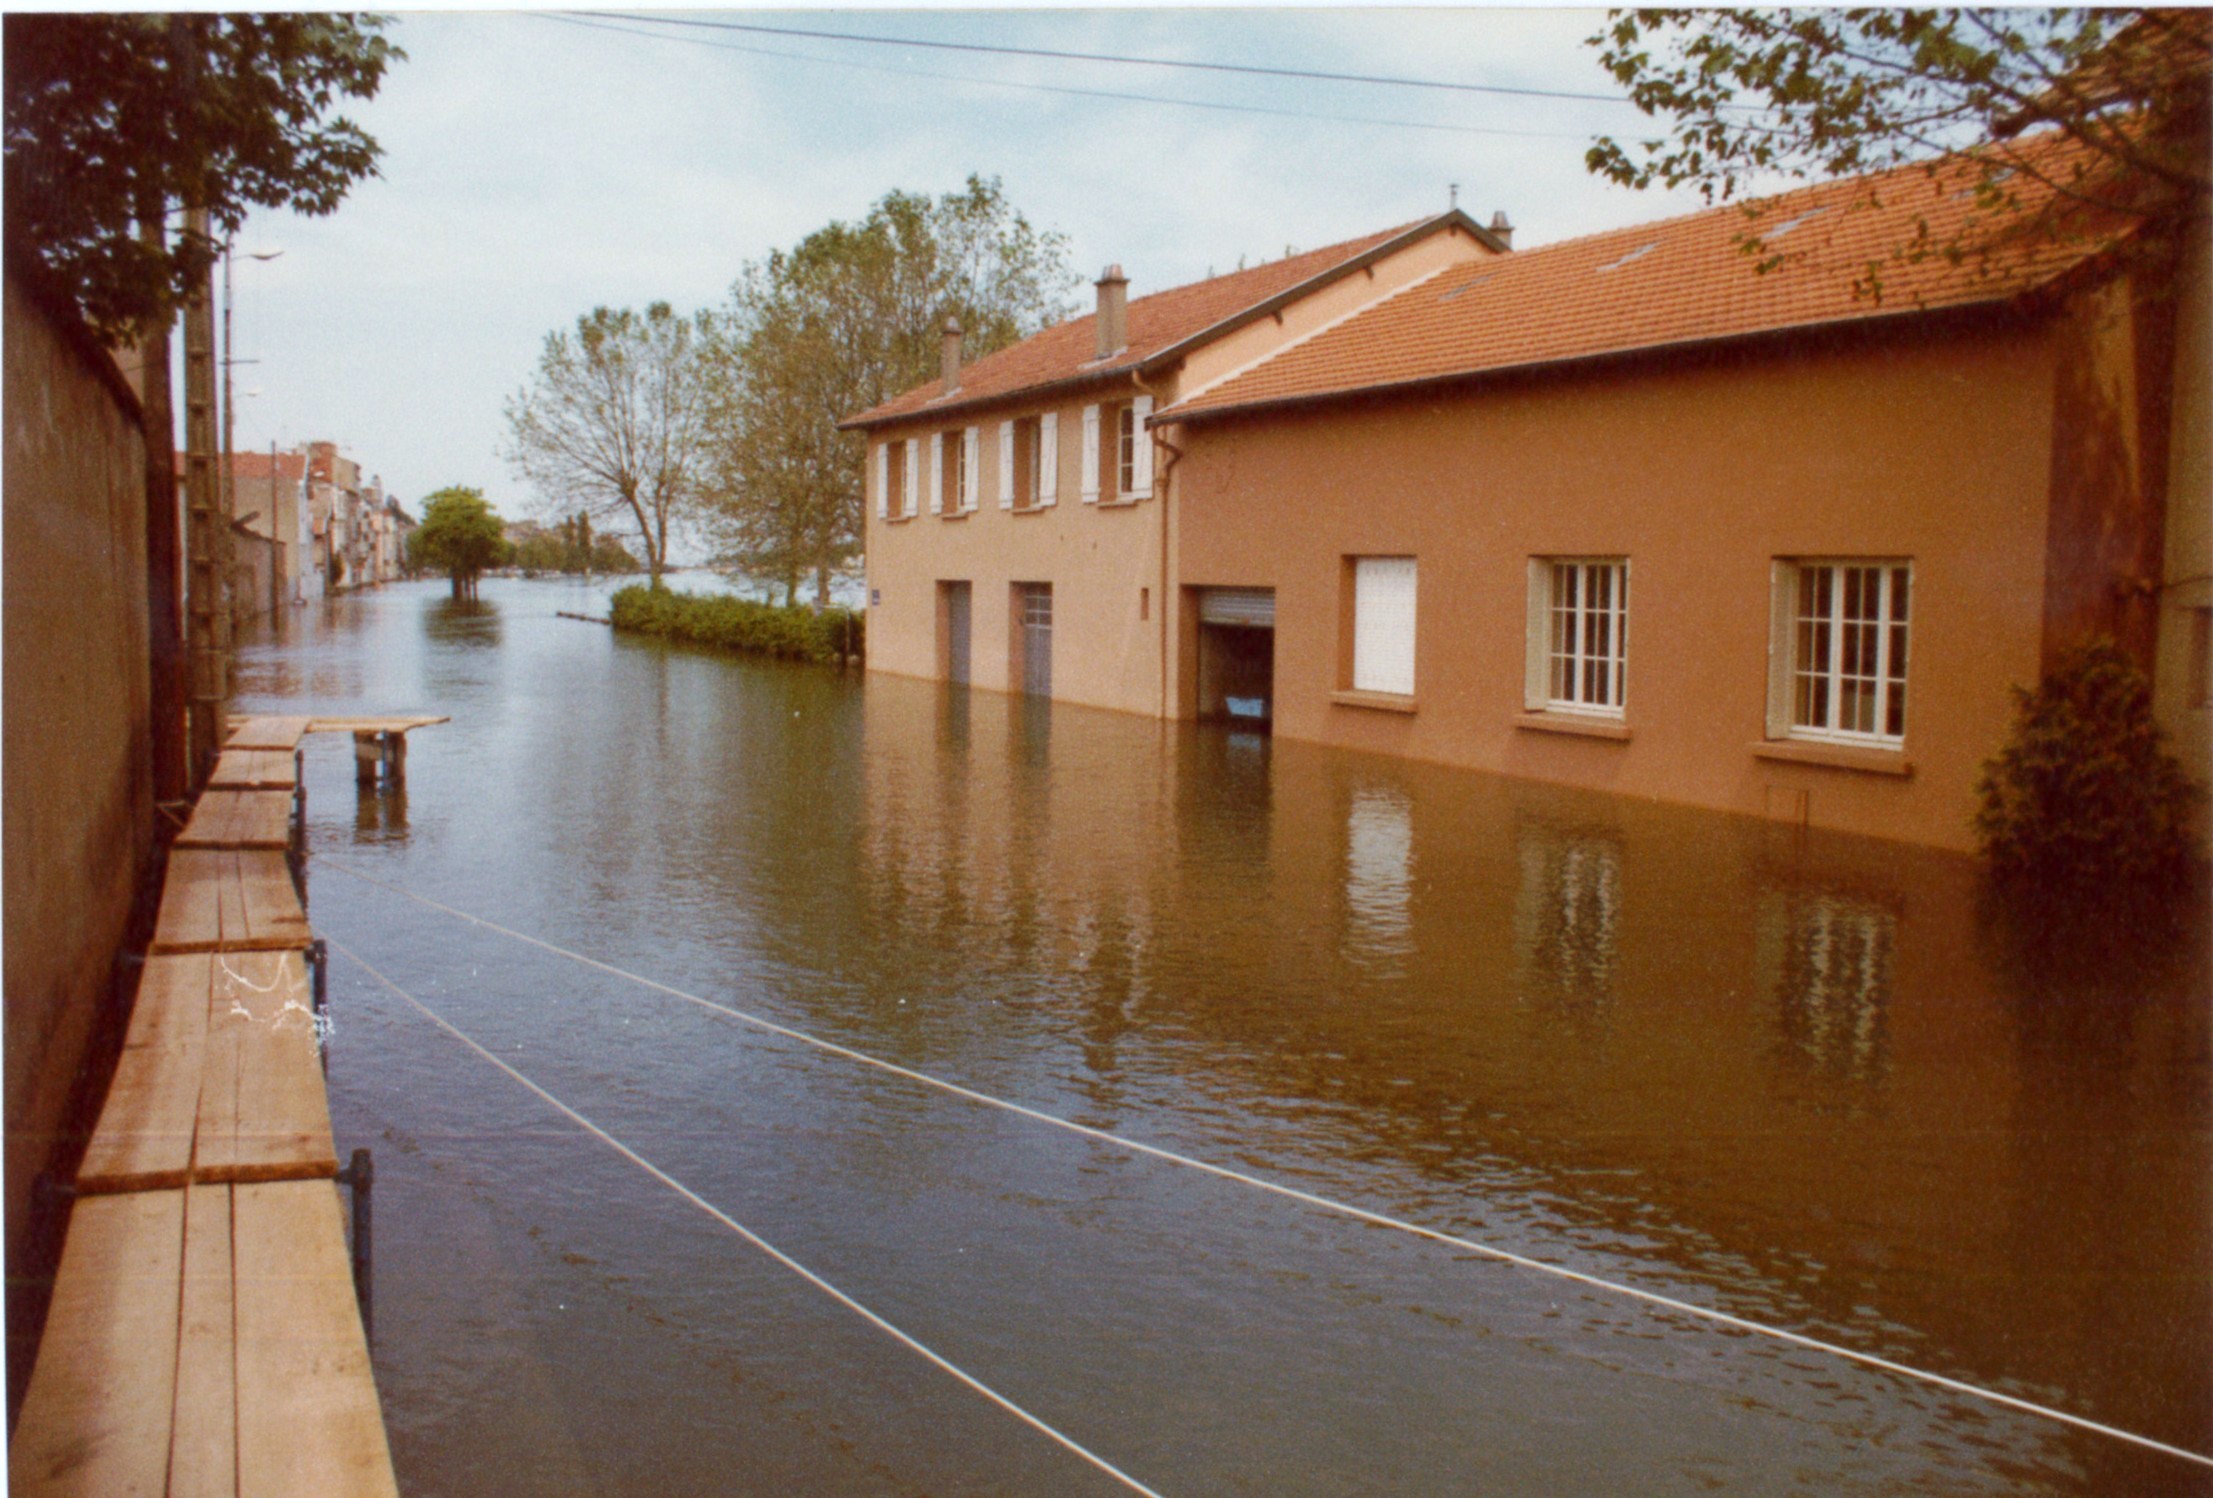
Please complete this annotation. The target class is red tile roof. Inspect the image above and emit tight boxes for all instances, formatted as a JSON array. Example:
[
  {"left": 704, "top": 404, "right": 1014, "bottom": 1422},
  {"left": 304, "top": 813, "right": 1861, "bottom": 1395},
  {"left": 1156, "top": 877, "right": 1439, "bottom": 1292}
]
[
  {"left": 1164, "top": 133, "right": 2134, "bottom": 422},
  {"left": 842, "top": 216, "right": 1474, "bottom": 429}
]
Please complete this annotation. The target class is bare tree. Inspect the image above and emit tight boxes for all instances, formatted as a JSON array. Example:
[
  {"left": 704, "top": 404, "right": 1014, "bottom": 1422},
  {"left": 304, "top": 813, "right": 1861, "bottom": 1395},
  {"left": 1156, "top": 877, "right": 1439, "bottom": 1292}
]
[{"left": 502, "top": 302, "right": 707, "bottom": 587}]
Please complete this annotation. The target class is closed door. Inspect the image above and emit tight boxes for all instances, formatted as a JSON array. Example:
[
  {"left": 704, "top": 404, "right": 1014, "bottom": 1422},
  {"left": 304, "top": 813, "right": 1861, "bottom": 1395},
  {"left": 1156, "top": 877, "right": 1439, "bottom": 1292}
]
[
  {"left": 1017, "top": 583, "right": 1052, "bottom": 697},
  {"left": 942, "top": 581, "right": 972, "bottom": 684}
]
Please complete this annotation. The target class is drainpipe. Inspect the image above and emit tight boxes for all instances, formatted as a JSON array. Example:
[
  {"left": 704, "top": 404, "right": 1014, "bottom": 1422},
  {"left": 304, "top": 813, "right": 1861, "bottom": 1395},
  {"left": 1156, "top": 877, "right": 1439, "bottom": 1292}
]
[{"left": 1130, "top": 367, "right": 1183, "bottom": 724}]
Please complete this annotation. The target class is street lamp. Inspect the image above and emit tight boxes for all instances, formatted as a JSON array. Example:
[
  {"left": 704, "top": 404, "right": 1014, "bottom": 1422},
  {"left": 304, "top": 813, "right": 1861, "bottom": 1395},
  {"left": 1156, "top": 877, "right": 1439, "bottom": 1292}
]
[{"left": 223, "top": 246, "right": 284, "bottom": 613}]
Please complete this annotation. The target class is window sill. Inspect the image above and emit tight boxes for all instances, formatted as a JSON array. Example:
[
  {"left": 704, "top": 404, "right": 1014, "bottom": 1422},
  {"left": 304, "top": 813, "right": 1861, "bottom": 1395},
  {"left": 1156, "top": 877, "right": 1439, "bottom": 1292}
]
[
  {"left": 939, "top": 509, "right": 972, "bottom": 521},
  {"left": 1009, "top": 503, "right": 1053, "bottom": 517},
  {"left": 883, "top": 514, "right": 914, "bottom": 526},
  {"left": 1097, "top": 495, "right": 1149, "bottom": 508},
  {"left": 1516, "top": 712, "right": 1631, "bottom": 742},
  {"left": 1331, "top": 688, "right": 1417, "bottom": 715},
  {"left": 1751, "top": 739, "right": 1914, "bottom": 777}
]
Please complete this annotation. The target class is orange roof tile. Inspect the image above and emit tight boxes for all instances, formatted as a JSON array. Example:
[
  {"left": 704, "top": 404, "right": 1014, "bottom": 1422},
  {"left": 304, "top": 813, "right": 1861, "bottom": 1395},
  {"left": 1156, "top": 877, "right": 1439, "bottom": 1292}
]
[
  {"left": 1164, "top": 133, "right": 2134, "bottom": 423},
  {"left": 842, "top": 217, "right": 1474, "bottom": 429}
]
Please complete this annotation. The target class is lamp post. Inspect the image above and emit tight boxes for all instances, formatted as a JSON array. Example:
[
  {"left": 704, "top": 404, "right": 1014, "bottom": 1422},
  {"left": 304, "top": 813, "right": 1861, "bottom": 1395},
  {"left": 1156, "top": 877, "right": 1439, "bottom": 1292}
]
[{"left": 222, "top": 244, "right": 283, "bottom": 624}]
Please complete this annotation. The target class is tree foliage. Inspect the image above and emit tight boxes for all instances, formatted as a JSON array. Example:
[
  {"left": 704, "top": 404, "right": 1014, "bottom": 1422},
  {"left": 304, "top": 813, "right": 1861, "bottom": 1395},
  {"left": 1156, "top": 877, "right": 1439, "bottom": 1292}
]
[
  {"left": 408, "top": 486, "right": 509, "bottom": 598},
  {"left": 1586, "top": 10, "right": 2211, "bottom": 289},
  {"left": 700, "top": 175, "right": 1076, "bottom": 604},
  {"left": 512, "top": 513, "right": 640, "bottom": 574},
  {"left": 3, "top": 12, "right": 400, "bottom": 341},
  {"left": 1974, "top": 638, "right": 2201, "bottom": 886},
  {"left": 503, "top": 303, "right": 707, "bottom": 589}
]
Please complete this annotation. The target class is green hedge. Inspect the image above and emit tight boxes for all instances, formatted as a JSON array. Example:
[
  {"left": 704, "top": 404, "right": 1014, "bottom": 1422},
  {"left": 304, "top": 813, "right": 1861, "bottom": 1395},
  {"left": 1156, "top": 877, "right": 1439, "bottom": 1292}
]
[{"left": 609, "top": 584, "right": 864, "bottom": 665}]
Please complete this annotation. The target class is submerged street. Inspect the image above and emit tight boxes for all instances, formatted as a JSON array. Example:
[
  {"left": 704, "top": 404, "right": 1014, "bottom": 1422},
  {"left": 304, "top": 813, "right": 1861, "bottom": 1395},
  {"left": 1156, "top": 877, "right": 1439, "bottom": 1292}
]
[{"left": 240, "top": 578, "right": 2211, "bottom": 1496}]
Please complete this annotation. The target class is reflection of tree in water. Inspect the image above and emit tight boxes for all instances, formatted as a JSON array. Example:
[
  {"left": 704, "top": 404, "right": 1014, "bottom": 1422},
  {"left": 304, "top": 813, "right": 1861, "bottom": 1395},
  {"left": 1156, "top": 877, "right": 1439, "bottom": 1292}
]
[
  {"left": 1760, "top": 885, "right": 1897, "bottom": 1083},
  {"left": 423, "top": 597, "right": 501, "bottom": 648},
  {"left": 1514, "top": 819, "right": 1622, "bottom": 1015},
  {"left": 1977, "top": 876, "right": 2208, "bottom": 1066}
]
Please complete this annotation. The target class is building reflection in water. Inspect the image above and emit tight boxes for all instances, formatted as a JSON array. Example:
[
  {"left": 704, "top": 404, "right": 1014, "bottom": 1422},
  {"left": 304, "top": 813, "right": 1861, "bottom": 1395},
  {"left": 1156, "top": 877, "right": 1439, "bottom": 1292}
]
[
  {"left": 1342, "top": 785, "right": 1414, "bottom": 970},
  {"left": 1759, "top": 884, "right": 1896, "bottom": 1082},
  {"left": 1513, "top": 818, "right": 1622, "bottom": 1015}
]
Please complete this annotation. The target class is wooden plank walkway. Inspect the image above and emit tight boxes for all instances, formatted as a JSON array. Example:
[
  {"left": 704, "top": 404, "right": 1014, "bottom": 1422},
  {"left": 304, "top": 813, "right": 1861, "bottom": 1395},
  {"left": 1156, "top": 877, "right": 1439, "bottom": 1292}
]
[
  {"left": 151, "top": 849, "right": 310, "bottom": 955},
  {"left": 208, "top": 748, "right": 298, "bottom": 791},
  {"left": 174, "top": 791, "right": 294, "bottom": 851},
  {"left": 7, "top": 1183, "right": 398, "bottom": 1498},
  {"left": 13, "top": 718, "right": 413, "bottom": 1498}
]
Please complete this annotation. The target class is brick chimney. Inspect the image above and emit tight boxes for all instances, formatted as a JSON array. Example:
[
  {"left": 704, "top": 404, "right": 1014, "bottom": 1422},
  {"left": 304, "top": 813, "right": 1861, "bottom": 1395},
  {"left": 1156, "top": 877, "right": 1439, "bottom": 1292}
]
[
  {"left": 941, "top": 315, "right": 963, "bottom": 394},
  {"left": 1095, "top": 263, "right": 1128, "bottom": 359},
  {"left": 1488, "top": 211, "right": 1514, "bottom": 250}
]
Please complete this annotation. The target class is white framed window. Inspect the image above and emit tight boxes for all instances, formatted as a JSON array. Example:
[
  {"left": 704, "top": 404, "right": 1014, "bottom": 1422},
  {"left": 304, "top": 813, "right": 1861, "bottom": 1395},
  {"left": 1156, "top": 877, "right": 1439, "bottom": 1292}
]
[
  {"left": 1525, "top": 558, "right": 1628, "bottom": 715},
  {"left": 901, "top": 437, "right": 919, "bottom": 518},
  {"left": 960, "top": 427, "right": 980, "bottom": 512},
  {"left": 1352, "top": 556, "right": 1417, "bottom": 697},
  {"left": 1770, "top": 559, "right": 1910, "bottom": 745}
]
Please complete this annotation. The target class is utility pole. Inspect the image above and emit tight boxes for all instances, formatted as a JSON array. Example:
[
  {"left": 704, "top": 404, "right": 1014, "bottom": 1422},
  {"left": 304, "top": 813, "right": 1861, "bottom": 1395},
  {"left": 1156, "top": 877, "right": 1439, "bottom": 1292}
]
[
  {"left": 222, "top": 242, "right": 236, "bottom": 632},
  {"left": 139, "top": 210, "right": 187, "bottom": 807},
  {"left": 182, "top": 206, "right": 227, "bottom": 785}
]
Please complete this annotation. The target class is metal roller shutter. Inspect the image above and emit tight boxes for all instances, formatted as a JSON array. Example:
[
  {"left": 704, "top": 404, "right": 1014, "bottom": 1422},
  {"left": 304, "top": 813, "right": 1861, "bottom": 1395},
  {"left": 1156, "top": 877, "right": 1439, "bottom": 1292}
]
[{"left": 1198, "top": 588, "right": 1276, "bottom": 628}]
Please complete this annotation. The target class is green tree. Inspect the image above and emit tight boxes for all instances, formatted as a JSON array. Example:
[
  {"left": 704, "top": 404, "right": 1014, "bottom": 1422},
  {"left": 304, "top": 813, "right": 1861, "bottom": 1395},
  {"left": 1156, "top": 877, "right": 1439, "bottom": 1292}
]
[
  {"left": 701, "top": 175, "right": 1076, "bottom": 604},
  {"left": 1975, "top": 639, "right": 2201, "bottom": 885},
  {"left": 408, "top": 486, "right": 509, "bottom": 599},
  {"left": 502, "top": 303, "right": 706, "bottom": 590},
  {"left": 1585, "top": 10, "right": 2210, "bottom": 292},
  {"left": 3, "top": 12, "right": 400, "bottom": 341}
]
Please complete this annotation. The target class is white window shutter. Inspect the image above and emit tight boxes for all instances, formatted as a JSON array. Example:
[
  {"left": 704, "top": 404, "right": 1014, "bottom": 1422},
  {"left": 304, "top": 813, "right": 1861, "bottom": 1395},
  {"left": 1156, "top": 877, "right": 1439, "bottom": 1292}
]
[
  {"left": 1524, "top": 559, "right": 1549, "bottom": 711},
  {"left": 1080, "top": 404, "right": 1101, "bottom": 503},
  {"left": 962, "top": 427, "right": 980, "bottom": 511},
  {"left": 1353, "top": 557, "right": 1418, "bottom": 696},
  {"left": 874, "top": 442, "right": 888, "bottom": 520},
  {"left": 927, "top": 433, "right": 943, "bottom": 515},
  {"left": 903, "top": 438, "right": 919, "bottom": 518},
  {"left": 1039, "top": 412, "right": 1058, "bottom": 505},
  {"left": 1131, "top": 395, "right": 1154, "bottom": 497},
  {"left": 1766, "top": 560, "right": 1796, "bottom": 738},
  {"left": 998, "top": 422, "right": 1015, "bottom": 510}
]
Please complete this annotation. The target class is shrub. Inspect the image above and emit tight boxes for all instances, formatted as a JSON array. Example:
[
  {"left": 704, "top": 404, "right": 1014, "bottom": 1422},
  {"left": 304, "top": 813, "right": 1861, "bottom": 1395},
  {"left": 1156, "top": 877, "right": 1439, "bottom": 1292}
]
[
  {"left": 1974, "top": 639, "right": 2201, "bottom": 885},
  {"left": 608, "top": 584, "right": 863, "bottom": 666}
]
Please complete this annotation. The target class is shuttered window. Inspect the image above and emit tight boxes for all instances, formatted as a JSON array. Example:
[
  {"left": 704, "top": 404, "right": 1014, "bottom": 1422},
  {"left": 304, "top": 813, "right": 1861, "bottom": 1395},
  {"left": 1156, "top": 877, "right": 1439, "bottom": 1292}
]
[
  {"left": 998, "top": 422, "right": 1015, "bottom": 510},
  {"left": 1038, "top": 412, "right": 1058, "bottom": 505},
  {"left": 874, "top": 442, "right": 888, "bottom": 520},
  {"left": 1080, "top": 405, "right": 1101, "bottom": 503},
  {"left": 1352, "top": 557, "right": 1418, "bottom": 697},
  {"left": 961, "top": 427, "right": 980, "bottom": 512},
  {"left": 902, "top": 438, "right": 919, "bottom": 518}
]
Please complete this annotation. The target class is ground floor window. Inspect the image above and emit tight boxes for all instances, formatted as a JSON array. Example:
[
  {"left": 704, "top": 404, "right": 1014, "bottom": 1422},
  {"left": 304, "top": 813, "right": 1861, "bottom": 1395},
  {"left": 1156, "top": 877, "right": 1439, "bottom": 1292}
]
[
  {"left": 1528, "top": 558, "right": 1627, "bottom": 714},
  {"left": 1776, "top": 560, "right": 1910, "bottom": 745},
  {"left": 1351, "top": 556, "right": 1417, "bottom": 697}
]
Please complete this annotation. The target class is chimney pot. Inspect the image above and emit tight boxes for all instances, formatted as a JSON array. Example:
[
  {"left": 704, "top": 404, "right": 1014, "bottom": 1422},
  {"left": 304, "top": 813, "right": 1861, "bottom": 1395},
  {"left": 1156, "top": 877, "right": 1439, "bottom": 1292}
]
[
  {"left": 1489, "top": 211, "right": 1514, "bottom": 250},
  {"left": 941, "top": 315, "right": 964, "bottom": 394},
  {"left": 1095, "top": 263, "right": 1129, "bottom": 360}
]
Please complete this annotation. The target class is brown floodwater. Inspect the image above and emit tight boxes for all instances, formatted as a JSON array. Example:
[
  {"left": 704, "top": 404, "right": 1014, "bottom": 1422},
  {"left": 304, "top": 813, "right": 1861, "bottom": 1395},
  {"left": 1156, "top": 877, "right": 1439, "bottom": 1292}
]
[{"left": 236, "top": 576, "right": 2212, "bottom": 1496}]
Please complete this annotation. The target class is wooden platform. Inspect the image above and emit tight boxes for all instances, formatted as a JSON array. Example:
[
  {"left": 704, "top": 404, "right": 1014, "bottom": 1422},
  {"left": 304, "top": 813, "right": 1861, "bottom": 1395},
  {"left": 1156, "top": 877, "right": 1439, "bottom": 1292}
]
[
  {"left": 151, "top": 849, "right": 310, "bottom": 955},
  {"left": 175, "top": 791, "right": 294, "bottom": 851},
  {"left": 225, "top": 716, "right": 312, "bottom": 752},
  {"left": 9, "top": 1181, "right": 399, "bottom": 1498},
  {"left": 76, "top": 952, "right": 336, "bottom": 1197},
  {"left": 209, "top": 748, "right": 299, "bottom": 791},
  {"left": 306, "top": 714, "right": 449, "bottom": 735}
]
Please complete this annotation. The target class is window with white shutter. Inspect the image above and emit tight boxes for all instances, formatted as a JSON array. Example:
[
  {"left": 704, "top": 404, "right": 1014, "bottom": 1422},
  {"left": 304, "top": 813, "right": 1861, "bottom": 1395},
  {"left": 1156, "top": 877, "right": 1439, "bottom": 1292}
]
[
  {"left": 1352, "top": 556, "right": 1418, "bottom": 697},
  {"left": 998, "top": 422, "right": 1015, "bottom": 510},
  {"left": 927, "top": 433, "right": 943, "bottom": 515},
  {"left": 961, "top": 427, "right": 980, "bottom": 512},
  {"left": 902, "top": 438, "right": 919, "bottom": 518},
  {"left": 1130, "top": 395, "right": 1154, "bottom": 497},
  {"left": 1080, "top": 404, "right": 1101, "bottom": 503},
  {"left": 874, "top": 442, "right": 888, "bottom": 520},
  {"left": 1038, "top": 412, "right": 1058, "bottom": 505}
]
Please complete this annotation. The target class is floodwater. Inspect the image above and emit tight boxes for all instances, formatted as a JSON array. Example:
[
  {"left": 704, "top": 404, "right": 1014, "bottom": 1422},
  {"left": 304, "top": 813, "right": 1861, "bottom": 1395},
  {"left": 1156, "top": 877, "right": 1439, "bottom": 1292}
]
[{"left": 235, "top": 577, "right": 2212, "bottom": 1496}]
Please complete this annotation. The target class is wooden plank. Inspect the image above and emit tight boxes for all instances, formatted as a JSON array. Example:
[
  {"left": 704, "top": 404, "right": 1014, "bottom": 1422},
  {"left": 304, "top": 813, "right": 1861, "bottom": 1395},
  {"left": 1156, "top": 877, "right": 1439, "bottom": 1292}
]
[
  {"left": 168, "top": 1182, "right": 238, "bottom": 1498},
  {"left": 226, "top": 716, "right": 311, "bottom": 751},
  {"left": 150, "top": 849, "right": 228, "bottom": 956},
  {"left": 234, "top": 1181, "right": 400, "bottom": 1498},
  {"left": 76, "top": 955, "right": 213, "bottom": 1194},
  {"left": 176, "top": 790, "right": 292, "bottom": 851},
  {"left": 7, "top": 1190, "right": 185, "bottom": 1497},
  {"left": 196, "top": 951, "right": 337, "bottom": 1184},
  {"left": 233, "top": 850, "right": 312, "bottom": 949},
  {"left": 210, "top": 748, "right": 297, "bottom": 789},
  {"left": 305, "top": 714, "right": 448, "bottom": 734}
]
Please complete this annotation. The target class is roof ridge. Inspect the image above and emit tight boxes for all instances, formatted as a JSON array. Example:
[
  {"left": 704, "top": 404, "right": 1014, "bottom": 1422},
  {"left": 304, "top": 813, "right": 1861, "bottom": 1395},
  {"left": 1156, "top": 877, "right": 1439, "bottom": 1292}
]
[{"left": 1127, "top": 217, "right": 1432, "bottom": 304}]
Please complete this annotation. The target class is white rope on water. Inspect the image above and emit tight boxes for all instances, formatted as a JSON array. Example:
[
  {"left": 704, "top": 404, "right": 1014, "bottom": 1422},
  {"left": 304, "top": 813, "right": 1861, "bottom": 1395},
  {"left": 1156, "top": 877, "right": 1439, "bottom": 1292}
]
[
  {"left": 318, "top": 859, "right": 2213, "bottom": 1473},
  {"left": 328, "top": 937, "right": 1167, "bottom": 1498}
]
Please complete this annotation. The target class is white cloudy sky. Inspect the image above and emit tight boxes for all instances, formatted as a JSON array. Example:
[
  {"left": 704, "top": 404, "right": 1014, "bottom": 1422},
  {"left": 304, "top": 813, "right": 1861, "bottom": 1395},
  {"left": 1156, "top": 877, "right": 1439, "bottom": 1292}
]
[{"left": 225, "top": 7, "right": 1716, "bottom": 528}]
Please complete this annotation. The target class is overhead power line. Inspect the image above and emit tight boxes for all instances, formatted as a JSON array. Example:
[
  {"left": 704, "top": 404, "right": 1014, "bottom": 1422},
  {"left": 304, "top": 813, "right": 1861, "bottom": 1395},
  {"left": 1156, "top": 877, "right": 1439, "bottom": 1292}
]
[
  {"left": 576, "top": 10, "right": 1644, "bottom": 106},
  {"left": 539, "top": 13, "right": 1592, "bottom": 141}
]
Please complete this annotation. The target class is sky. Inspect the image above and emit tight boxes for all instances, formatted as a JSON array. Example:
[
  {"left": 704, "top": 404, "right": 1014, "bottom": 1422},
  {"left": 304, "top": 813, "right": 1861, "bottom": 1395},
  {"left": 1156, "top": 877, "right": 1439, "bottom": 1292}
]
[{"left": 223, "top": 7, "right": 1718, "bottom": 535}]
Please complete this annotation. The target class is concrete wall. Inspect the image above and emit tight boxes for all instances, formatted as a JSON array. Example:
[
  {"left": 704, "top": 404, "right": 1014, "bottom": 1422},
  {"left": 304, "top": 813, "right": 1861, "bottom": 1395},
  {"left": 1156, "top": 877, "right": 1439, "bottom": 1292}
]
[
  {"left": 1168, "top": 315, "right": 2061, "bottom": 851},
  {"left": 2, "top": 271, "right": 156, "bottom": 1301}
]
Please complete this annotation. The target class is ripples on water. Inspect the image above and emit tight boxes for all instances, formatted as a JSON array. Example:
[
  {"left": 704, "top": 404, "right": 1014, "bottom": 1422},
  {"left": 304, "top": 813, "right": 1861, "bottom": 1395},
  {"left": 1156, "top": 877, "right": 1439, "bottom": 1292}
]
[{"left": 238, "top": 578, "right": 2212, "bottom": 1496}]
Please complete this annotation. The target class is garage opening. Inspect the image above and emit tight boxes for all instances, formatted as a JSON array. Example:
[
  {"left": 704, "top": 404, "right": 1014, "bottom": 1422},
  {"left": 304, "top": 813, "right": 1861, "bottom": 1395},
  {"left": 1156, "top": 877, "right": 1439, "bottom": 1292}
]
[{"left": 1196, "top": 587, "right": 1275, "bottom": 727}]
